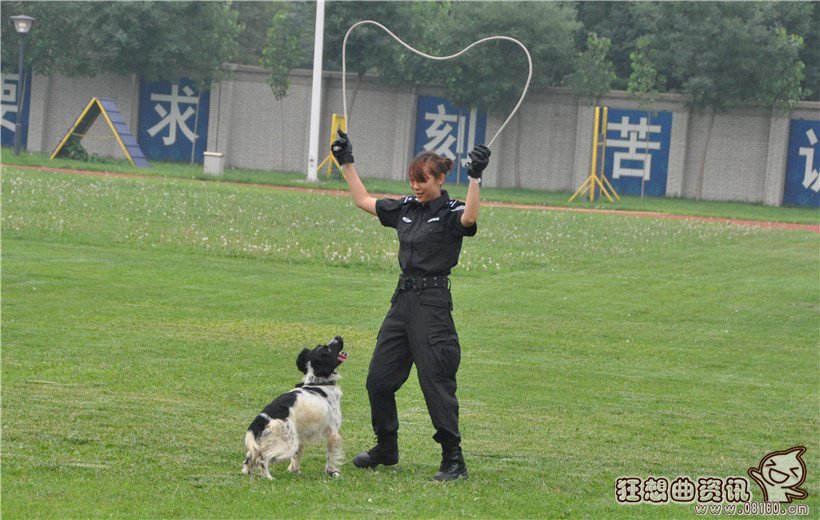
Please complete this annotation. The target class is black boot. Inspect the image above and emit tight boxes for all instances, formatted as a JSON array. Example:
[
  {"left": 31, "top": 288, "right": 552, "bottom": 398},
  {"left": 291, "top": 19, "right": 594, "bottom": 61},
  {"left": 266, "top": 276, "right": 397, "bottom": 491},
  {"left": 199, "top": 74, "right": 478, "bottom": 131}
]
[
  {"left": 434, "top": 444, "right": 468, "bottom": 481},
  {"left": 352, "top": 436, "right": 399, "bottom": 469}
]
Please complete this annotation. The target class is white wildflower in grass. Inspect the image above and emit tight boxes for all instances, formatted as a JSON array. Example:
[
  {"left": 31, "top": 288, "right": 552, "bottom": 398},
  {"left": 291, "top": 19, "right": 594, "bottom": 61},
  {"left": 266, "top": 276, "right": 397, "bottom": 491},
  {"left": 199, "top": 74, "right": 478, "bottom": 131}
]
[{"left": 0, "top": 170, "right": 788, "bottom": 279}]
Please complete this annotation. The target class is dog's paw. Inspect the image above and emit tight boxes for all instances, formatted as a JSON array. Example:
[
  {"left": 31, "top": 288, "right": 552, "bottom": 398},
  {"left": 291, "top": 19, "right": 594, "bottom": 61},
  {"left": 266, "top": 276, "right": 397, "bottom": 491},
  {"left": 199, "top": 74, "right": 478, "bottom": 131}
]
[{"left": 326, "top": 469, "right": 341, "bottom": 478}]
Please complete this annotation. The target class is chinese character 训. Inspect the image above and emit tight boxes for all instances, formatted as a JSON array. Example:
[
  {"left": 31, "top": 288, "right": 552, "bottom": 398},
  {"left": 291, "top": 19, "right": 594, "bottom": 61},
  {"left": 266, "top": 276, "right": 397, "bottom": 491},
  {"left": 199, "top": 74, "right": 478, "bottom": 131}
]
[
  {"left": 615, "top": 477, "right": 643, "bottom": 503},
  {"left": 698, "top": 477, "right": 723, "bottom": 503},
  {"left": 798, "top": 128, "right": 819, "bottom": 192},
  {"left": 670, "top": 476, "right": 696, "bottom": 503}
]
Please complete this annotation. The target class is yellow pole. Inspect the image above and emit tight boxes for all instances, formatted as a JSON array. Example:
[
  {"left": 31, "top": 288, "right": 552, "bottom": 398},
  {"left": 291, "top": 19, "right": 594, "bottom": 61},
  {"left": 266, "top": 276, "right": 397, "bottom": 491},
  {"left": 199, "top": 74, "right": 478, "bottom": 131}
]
[
  {"left": 597, "top": 106, "right": 608, "bottom": 201},
  {"left": 589, "top": 106, "right": 600, "bottom": 202}
]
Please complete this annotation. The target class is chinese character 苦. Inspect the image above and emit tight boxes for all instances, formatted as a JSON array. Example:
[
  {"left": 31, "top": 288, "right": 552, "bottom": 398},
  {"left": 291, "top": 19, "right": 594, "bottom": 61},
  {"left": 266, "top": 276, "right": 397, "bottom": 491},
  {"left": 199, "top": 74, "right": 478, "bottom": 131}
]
[{"left": 607, "top": 115, "right": 662, "bottom": 181}]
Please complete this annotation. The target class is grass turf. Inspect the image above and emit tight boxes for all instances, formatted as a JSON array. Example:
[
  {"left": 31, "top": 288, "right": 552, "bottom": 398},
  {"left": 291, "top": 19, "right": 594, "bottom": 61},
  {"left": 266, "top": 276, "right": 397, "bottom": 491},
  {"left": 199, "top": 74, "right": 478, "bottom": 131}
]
[
  {"left": 3, "top": 149, "right": 819, "bottom": 224},
  {"left": 2, "top": 167, "right": 818, "bottom": 518}
]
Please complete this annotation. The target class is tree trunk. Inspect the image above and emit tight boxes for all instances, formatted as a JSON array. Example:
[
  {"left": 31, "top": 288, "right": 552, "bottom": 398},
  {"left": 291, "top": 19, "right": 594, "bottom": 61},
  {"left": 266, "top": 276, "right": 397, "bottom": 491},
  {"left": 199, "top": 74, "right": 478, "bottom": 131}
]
[
  {"left": 513, "top": 111, "right": 522, "bottom": 189},
  {"left": 696, "top": 108, "right": 716, "bottom": 201},
  {"left": 347, "top": 72, "right": 364, "bottom": 122}
]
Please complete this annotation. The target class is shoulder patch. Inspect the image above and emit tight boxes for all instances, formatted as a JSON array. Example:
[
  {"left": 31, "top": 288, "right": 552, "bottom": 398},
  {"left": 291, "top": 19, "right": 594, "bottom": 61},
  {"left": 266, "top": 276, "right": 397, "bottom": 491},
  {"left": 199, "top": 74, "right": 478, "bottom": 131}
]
[
  {"left": 449, "top": 200, "right": 466, "bottom": 212},
  {"left": 402, "top": 196, "right": 418, "bottom": 205}
]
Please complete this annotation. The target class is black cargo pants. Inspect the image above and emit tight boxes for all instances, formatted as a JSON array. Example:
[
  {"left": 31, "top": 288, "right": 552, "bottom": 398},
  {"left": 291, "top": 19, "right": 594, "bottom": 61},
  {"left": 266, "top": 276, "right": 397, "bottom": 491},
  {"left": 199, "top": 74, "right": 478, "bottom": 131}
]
[{"left": 366, "top": 276, "right": 462, "bottom": 446}]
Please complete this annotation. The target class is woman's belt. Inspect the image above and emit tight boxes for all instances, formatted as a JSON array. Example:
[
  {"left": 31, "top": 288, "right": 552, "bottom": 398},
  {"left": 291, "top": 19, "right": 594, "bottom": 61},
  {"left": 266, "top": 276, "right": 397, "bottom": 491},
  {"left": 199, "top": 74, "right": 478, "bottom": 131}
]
[{"left": 397, "top": 275, "right": 450, "bottom": 291}]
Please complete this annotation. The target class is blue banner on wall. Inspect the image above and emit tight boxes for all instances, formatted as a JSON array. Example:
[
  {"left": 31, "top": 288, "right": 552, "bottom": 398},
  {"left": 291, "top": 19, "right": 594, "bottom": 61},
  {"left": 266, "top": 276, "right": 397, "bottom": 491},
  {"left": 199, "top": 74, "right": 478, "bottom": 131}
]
[
  {"left": 783, "top": 119, "right": 820, "bottom": 207},
  {"left": 138, "top": 78, "right": 209, "bottom": 163},
  {"left": 603, "top": 108, "right": 673, "bottom": 197},
  {"left": 414, "top": 95, "right": 487, "bottom": 184},
  {"left": 1, "top": 67, "right": 31, "bottom": 149}
]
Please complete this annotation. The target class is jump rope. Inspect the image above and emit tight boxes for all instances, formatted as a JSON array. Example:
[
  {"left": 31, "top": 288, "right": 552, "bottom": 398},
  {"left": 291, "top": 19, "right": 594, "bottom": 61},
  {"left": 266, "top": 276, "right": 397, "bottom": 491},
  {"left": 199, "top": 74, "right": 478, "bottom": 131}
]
[{"left": 341, "top": 20, "right": 533, "bottom": 149}]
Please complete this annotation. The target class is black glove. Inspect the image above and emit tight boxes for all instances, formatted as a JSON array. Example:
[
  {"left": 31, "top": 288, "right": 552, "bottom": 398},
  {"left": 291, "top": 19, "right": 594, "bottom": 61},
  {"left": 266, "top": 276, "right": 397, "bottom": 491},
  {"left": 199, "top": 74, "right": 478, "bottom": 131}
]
[
  {"left": 466, "top": 144, "right": 491, "bottom": 180},
  {"left": 330, "top": 129, "right": 354, "bottom": 165}
]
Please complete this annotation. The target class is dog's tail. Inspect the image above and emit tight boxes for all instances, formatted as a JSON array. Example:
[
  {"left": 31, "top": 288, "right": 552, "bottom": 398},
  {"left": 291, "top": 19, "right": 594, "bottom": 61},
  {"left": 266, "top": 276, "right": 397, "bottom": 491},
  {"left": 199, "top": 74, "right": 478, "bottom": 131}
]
[{"left": 242, "top": 430, "right": 260, "bottom": 476}]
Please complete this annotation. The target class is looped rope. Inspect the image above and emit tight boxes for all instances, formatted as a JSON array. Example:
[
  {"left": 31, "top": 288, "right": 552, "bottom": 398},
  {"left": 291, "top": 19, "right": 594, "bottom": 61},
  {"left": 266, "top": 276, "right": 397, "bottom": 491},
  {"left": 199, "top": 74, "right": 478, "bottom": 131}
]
[{"left": 341, "top": 20, "right": 533, "bottom": 149}]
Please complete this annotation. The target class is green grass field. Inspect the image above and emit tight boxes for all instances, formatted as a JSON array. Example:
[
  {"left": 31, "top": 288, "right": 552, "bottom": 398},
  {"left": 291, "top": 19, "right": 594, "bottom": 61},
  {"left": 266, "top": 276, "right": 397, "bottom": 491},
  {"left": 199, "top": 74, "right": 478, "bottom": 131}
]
[
  {"left": 4, "top": 150, "right": 820, "bottom": 224},
  {"left": 2, "top": 166, "right": 818, "bottom": 518}
]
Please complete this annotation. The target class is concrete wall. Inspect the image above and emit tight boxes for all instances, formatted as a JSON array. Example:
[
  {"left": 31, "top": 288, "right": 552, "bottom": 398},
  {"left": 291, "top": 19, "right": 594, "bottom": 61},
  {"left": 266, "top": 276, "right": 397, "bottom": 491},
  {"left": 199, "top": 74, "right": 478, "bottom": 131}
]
[
  {"left": 23, "top": 66, "right": 820, "bottom": 206},
  {"left": 30, "top": 73, "right": 140, "bottom": 159}
]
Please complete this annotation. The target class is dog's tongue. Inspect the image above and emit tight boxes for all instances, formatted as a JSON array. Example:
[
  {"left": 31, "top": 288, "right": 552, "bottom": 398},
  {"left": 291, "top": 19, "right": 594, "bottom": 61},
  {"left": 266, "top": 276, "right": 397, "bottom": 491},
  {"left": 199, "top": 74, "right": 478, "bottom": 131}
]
[{"left": 337, "top": 351, "right": 348, "bottom": 362}]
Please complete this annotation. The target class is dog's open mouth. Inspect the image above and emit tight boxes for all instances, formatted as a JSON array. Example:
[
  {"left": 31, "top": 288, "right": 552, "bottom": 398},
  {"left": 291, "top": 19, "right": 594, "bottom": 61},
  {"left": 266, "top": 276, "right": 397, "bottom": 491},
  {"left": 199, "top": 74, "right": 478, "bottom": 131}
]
[{"left": 337, "top": 351, "right": 348, "bottom": 362}]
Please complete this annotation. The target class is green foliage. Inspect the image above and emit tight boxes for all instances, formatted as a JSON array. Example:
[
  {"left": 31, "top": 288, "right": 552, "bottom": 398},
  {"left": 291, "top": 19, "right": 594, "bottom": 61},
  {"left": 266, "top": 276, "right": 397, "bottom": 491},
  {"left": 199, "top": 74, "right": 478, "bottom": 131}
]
[
  {"left": 233, "top": 1, "right": 280, "bottom": 66},
  {"left": 260, "top": 8, "right": 306, "bottom": 100},
  {"left": 575, "top": 2, "right": 641, "bottom": 91},
  {"left": 323, "top": 1, "right": 447, "bottom": 84},
  {"left": 758, "top": 28, "right": 805, "bottom": 111},
  {"left": 631, "top": 2, "right": 808, "bottom": 110},
  {"left": 1, "top": 1, "right": 241, "bottom": 85},
  {"left": 799, "top": 3, "right": 820, "bottom": 100},
  {"left": 627, "top": 36, "right": 666, "bottom": 109},
  {"left": 60, "top": 136, "right": 89, "bottom": 162},
  {"left": 566, "top": 32, "right": 616, "bottom": 103},
  {"left": 321, "top": 1, "right": 578, "bottom": 113},
  {"left": 442, "top": 1, "right": 579, "bottom": 113}
]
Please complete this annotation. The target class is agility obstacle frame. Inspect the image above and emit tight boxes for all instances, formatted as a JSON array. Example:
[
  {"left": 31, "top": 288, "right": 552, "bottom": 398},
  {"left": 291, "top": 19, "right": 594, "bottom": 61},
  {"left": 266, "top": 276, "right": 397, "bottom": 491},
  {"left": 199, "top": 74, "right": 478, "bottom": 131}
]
[{"left": 50, "top": 97, "right": 150, "bottom": 168}]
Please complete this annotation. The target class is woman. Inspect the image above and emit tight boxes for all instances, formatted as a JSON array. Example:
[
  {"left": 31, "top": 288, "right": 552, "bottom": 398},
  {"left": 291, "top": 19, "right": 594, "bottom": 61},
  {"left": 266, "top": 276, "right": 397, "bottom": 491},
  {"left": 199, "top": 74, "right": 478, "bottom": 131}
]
[{"left": 331, "top": 129, "right": 490, "bottom": 481}]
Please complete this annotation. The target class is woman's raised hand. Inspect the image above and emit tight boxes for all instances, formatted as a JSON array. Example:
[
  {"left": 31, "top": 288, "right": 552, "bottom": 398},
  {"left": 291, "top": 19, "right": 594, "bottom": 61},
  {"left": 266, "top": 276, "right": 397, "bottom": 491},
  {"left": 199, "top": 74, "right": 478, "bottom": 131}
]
[
  {"left": 466, "top": 145, "right": 491, "bottom": 180},
  {"left": 331, "top": 129, "right": 355, "bottom": 166}
]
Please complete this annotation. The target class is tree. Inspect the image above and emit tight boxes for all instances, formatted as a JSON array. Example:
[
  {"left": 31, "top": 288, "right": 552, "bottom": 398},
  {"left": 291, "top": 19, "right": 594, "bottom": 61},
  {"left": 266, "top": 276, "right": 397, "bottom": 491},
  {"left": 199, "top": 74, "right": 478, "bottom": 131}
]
[
  {"left": 260, "top": 3, "right": 314, "bottom": 100},
  {"left": 259, "top": 1, "right": 580, "bottom": 114},
  {"left": 233, "top": 2, "right": 281, "bottom": 66},
  {"left": 631, "top": 2, "right": 808, "bottom": 199},
  {"left": 799, "top": 3, "right": 820, "bottom": 100},
  {"left": 441, "top": 1, "right": 580, "bottom": 113},
  {"left": 1, "top": 1, "right": 241, "bottom": 85},
  {"left": 567, "top": 32, "right": 616, "bottom": 104},
  {"left": 322, "top": 1, "right": 447, "bottom": 83},
  {"left": 575, "top": 2, "right": 641, "bottom": 91},
  {"left": 627, "top": 36, "right": 666, "bottom": 198},
  {"left": 631, "top": 2, "right": 807, "bottom": 110},
  {"left": 321, "top": 1, "right": 580, "bottom": 114},
  {"left": 626, "top": 36, "right": 665, "bottom": 109}
]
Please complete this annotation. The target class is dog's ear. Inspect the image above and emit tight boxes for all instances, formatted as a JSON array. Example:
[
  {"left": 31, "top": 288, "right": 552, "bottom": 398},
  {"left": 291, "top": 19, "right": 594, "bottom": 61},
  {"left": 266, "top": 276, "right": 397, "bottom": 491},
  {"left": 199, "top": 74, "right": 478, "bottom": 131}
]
[{"left": 296, "top": 348, "right": 311, "bottom": 374}]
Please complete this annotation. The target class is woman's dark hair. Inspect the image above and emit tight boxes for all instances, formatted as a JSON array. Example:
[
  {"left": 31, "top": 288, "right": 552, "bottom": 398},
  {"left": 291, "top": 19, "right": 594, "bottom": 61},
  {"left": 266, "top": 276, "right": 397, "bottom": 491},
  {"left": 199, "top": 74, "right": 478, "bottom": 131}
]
[{"left": 408, "top": 151, "right": 453, "bottom": 183}]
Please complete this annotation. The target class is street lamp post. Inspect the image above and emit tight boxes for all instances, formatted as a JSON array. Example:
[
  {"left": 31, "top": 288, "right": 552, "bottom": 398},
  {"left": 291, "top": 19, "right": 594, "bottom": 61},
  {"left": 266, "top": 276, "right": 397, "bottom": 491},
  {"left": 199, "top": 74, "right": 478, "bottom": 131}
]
[{"left": 10, "top": 15, "right": 35, "bottom": 155}]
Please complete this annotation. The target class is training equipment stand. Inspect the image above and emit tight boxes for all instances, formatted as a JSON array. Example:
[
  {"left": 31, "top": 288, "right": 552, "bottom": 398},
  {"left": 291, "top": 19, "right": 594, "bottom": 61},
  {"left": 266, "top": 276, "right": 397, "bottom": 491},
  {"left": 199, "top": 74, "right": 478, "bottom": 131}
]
[
  {"left": 50, "top": 97, "right": 150, "bottom": 168},
  {"left": 316, "top": 114, "right": 346, "bottom": 178},
  {"left": 570, "top": 106, "right": 619, "bottom": 203}
]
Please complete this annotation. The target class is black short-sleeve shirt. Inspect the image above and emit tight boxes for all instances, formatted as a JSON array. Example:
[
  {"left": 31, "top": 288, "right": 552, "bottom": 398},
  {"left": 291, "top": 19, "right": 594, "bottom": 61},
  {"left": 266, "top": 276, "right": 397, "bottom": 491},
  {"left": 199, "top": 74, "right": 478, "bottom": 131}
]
[{"left": 375, "top": 190, "right": 477, "bottom": 276}]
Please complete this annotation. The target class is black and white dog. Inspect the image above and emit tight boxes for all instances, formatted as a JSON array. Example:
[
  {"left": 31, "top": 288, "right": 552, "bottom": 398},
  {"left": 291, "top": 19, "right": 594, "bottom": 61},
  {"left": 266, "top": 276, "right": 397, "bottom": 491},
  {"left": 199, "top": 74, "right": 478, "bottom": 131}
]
[{"left": 242, "top": 336, "right": 348, "bottom": 479}]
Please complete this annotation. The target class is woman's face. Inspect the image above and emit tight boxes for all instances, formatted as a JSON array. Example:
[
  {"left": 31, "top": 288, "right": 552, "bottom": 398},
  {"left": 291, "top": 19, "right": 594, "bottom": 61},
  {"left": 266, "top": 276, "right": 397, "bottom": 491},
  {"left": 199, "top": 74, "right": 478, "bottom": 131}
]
[{"left": 410, "top": 171, "right": 445, "bottom": 204}]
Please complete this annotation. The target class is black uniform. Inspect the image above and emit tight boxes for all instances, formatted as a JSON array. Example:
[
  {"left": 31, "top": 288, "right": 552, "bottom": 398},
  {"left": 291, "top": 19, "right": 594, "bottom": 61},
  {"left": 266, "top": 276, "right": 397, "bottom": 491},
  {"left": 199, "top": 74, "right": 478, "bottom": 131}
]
[{"left": 368, "top": 189, "right": 476, "bottom": 446}]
